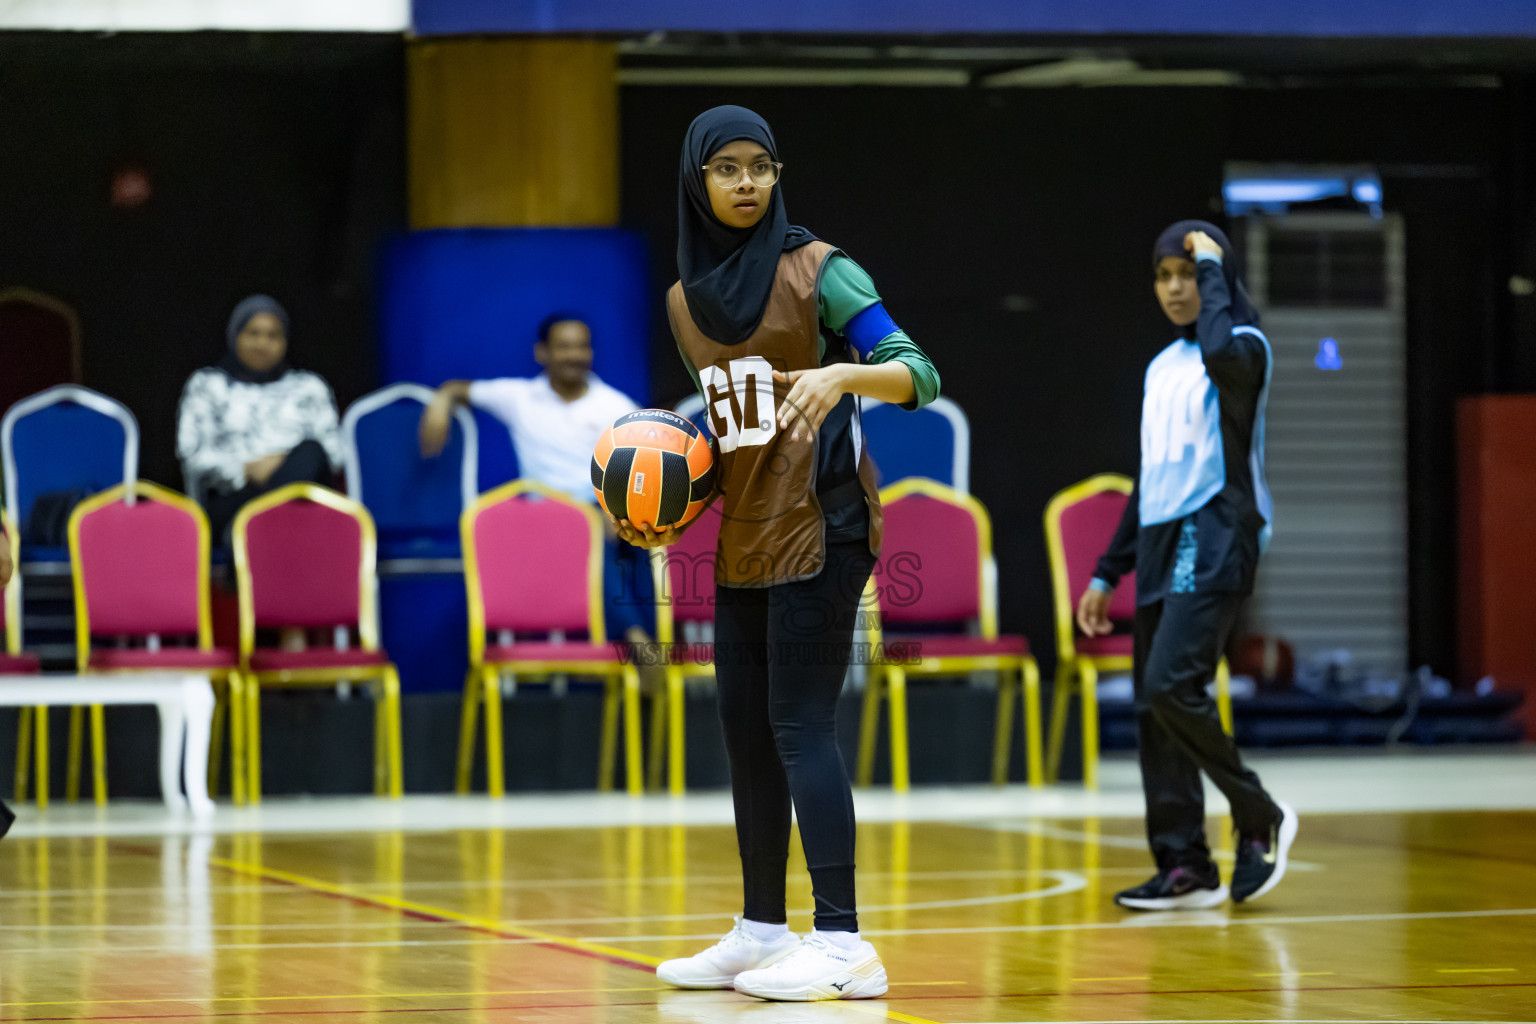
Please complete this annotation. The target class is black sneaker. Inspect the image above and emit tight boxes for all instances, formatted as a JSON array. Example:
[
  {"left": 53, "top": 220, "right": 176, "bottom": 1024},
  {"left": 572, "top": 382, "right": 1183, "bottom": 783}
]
[
  {"left": 0, "top": 798, "right": 14, "bottom": 840},
  {"left": 1114, "top": 864, "right": 1228, "bottom": 911},
  {"left": 1231, "top": 800, "right": 1298, "bottom": 904}
]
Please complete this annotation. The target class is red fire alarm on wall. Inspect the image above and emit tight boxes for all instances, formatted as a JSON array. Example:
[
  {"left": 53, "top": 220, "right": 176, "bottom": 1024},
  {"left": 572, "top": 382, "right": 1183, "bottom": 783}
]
[{"left": 111, "top": 166, "right": 152, "bottom": 208}]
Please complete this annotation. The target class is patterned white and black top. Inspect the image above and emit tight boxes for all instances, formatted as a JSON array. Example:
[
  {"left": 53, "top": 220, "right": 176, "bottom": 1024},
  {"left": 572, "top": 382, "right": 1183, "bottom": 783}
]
[{"left": 176, "top": 367, "right": 343, "bottom": 500}]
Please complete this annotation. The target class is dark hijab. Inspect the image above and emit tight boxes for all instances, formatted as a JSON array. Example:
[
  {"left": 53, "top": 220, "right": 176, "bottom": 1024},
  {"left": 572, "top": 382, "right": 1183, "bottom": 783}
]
[
  {"left": 218, "top": 294, "right": 291, "bottom": 384},
  {"left": 1154, "top": 220, "right": 1261, "bottom": 330},
  {"left": 677, "top": 105, "right": 818, "bottom": 345}
]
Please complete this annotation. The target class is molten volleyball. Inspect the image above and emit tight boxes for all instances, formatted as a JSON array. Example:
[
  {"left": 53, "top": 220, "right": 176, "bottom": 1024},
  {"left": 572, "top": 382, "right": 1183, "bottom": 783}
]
[{"left": 591, "top": 409, "right": 715, "bottom": 531}]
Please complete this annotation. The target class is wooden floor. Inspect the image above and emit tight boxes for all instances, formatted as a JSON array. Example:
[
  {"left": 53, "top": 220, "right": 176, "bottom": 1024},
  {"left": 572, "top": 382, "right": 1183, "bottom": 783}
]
[{"left": 4, "top": 802, "right": 1536, "bottom": 1024}]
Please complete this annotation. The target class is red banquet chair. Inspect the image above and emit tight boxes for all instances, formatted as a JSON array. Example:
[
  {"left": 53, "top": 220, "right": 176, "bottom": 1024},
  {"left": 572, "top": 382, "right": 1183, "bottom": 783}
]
[
  {"left": 232, "top": 483, "right": 402, "bottom": 804},
  {"left": 1044, "top": 473, "right": 1232, "bottom": 791},
  {"left": 858, "top": 478, "right": 1043, "bottom": 792},
  {"left": 648, "top": 502, "right": 724, "bottom": 795},
  {"left": 61, "top": 482, "right": 243, "bottom": 805},
  {"left": 4, "top": 513, "right": 44, "bottom": 805},
  {"left": 455, "top": 480, "right": 643, "bottom": 797}
]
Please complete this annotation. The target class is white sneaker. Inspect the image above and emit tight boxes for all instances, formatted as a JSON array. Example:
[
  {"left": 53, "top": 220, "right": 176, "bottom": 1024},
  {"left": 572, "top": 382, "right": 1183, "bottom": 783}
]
[
  {"left": 656, "top": 917, "right": 801, "bottom": 989},
  {"left": 732, "top": 931, "right": 888, "bottom": 1001}
]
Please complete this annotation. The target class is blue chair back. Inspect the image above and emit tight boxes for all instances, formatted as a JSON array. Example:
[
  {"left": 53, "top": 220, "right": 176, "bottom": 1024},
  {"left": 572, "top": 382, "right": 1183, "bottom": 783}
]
[
  {"left": 343, "top": 384, "right": 478, "bottom": 559},
  {"left": 672, "top": 392, "right": 713, "bottom": 439},
  {"left": 2, "top": 386, "right": 138, "bottom": 558},
  {"left": 860, "top": 396, "right": 971, "bottom": 493},
  {"left": 471, "top": 407, "right": 520, "bottom": 494}
]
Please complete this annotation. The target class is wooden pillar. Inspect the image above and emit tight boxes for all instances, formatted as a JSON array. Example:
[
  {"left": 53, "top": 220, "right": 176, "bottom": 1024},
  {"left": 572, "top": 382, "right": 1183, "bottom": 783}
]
[{"left": 407, "top": 38, "right": 618, "bottom": 229}]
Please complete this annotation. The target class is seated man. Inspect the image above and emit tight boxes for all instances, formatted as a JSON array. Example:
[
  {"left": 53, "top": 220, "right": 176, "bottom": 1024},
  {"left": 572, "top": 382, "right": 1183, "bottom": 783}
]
[{"left": 418, "top": 313, "right": 655, "bottom": 647}]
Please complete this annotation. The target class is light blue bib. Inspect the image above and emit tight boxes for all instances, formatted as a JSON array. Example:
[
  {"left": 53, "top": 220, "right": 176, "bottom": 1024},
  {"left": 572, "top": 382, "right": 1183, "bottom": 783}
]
[{"left": 1139, "top": 328, "right": 1274, "bottom": 551}]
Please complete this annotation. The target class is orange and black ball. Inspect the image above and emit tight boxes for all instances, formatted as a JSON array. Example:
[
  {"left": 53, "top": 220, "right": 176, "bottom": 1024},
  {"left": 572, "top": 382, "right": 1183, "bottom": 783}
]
[{"left": 591, "top": 410, "right": 714, "bottom": 531}]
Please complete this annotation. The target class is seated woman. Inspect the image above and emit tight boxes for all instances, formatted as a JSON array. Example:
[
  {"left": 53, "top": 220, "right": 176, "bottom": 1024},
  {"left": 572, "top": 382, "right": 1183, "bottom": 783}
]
[{"left": 177, "top": 295, "right": 342, "bottom": 539}]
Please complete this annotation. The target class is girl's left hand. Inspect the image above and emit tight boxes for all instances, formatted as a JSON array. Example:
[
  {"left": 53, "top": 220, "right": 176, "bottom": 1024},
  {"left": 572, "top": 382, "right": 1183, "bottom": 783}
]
[
  {"left": 772, "top": 366, "right": 848, "bottom": 441},
  {"left": 1185, "top": 230, "right": 1223, "bottom": 261}
]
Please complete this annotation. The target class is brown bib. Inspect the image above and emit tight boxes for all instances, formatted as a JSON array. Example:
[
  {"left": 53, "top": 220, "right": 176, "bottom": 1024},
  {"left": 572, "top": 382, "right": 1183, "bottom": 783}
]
[{"left": 669, "top": 241, "right": 882, "bottom": 587}]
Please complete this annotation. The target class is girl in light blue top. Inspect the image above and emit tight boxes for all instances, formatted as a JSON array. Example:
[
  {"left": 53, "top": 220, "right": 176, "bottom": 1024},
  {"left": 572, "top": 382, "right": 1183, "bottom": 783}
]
[{"left": 1077, "top": 221, "right": 1296, "bottom": 913}]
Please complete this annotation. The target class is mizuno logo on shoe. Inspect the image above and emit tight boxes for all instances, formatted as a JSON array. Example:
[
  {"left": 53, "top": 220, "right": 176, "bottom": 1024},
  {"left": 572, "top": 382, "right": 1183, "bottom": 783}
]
[{"left": 831, "top": 981, "right": 847, "bottom": 991}]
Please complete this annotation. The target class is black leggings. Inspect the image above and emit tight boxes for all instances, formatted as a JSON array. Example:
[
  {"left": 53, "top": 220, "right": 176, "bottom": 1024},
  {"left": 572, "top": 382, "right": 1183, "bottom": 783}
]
[
  {"left": 206, "top": 439, "right": 332, "bottom": 540},
  {"left": 714, "top": 539, "right": 874, "bottom": 933}
]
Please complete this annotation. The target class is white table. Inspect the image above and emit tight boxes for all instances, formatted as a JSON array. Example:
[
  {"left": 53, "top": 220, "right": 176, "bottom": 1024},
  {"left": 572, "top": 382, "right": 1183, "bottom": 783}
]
[{"left": 0, "top": 673, "right": 216, "bottom": 815}]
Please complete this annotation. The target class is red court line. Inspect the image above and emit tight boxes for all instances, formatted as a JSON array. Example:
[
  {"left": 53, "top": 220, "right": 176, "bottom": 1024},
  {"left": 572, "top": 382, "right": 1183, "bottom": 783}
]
[
  {"left": 109, "top": 842, "right": 653, "bottom": 975},
  {"left": 10, "top": 979, "right": 1535, "bottom": 1021}
]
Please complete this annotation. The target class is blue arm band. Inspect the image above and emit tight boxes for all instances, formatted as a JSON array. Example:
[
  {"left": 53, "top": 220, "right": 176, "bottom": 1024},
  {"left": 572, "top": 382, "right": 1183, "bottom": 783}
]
[
  {"left": 844, "top": 302, "right": 900, "bottom": 359},
  {"left": 1089, "top": 577, "right": 1114, "bottom": 594},
  {"left": 1195, "top": 250, "right": 1223, "bottom": 264}
]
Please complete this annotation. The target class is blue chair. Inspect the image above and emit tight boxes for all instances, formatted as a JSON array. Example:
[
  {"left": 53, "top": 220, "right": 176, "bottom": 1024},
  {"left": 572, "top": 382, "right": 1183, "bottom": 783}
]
[
  {"left": 471, "top": 406, "right": 519, "bottom": 494},
  {"left": 860, "top": 396, "right": 970, "bottom": 494},
  {"left": 672, "top": 392, "right": 711, "bottom": 438},
  {"left": 676, "top": 391, "right": 970, "bottom": 493},
  {"left": 2, "top": 385, "right": 139, "bottom": 563},
  {"left": 342, "top": 383, "right": 478, "bottom": 560}
]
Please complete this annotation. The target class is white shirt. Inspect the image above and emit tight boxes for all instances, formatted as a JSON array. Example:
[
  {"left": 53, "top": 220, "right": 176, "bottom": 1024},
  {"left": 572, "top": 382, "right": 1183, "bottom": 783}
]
[
  {"left": 469, "top": 373, "right": 638, "bottom": 503},
  {"left": 177, "top": 367, "right": 343, "bottom": 498}
]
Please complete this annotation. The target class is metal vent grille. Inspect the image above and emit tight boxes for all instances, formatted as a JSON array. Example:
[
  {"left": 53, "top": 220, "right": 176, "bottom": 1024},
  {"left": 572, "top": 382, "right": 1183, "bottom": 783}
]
[
  {"left": 1266, "top": 229, "right": 1388, "bottom": 308},
  {"left": 1244, "top": 213, "right": 1408, "bottom": 673}
]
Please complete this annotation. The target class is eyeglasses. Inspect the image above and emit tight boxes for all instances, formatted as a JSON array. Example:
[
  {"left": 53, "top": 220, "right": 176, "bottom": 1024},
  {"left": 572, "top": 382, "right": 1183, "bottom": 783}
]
[{"left": 701, "top": 159, "right": 783, "bottom": 190}]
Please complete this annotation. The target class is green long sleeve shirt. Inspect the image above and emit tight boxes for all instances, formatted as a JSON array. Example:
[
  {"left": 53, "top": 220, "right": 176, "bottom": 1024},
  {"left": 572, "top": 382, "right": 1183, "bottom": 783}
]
[{"left": 817, "top": 254, "right": 941, "bottom": 409}]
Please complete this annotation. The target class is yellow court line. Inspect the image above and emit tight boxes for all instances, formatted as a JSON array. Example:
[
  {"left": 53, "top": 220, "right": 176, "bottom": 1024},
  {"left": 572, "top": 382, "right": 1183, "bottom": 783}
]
[
  {"left": 208, "top": 854, "right": 662, "bottom": 967},
  {"left": 1254, "top": 972, "right": 1336, "bottom": 977},
  {"left": 1437, "top": 967, "right": 1517, "bottom": 973},
  {"left": 204, "top": 856, "right": 948, "bottom": 1024},
  {"left": 877, "top": 1011, "right": 948, "bottom": 1024},
  {"left": 1075, "top": 976, "right": 1150, "bottom": 982}
]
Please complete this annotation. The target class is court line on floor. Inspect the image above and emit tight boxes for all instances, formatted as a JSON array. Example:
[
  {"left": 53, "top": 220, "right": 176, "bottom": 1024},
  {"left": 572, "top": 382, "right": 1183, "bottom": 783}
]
[
  {"left": 587, "top": 905, "right": 1536, "bottom": 944},
  {"left": 115, "top": 847, "right": 946, "bottom": 1024},
  {"left": 37, "top": 903, "right": 1520, "bottom": 957},
  {"left": 26, "top": 904, "right": 1531, "bottom": 956},
  {"left": 181, "top": 849, "right": 663, "bottom": 972},
  {"left": 0, "top": 982, "right": 961, "bottom": 1011},
  {"left": 478, "top": 871, "right": 1088, "bottom": 927},
  {"left": 885, "top": 979, "right": 1536, "bottom": 1004},
  {"left": 969, "top": 819, "right": 1324, "bottom": 870},
  {"left": 10, "top": 982, "right": 1536, "bottom": 1022},
  {"left": 951, "top": 1020, "right": 1536, "bottom": 1023},
  {"left": 3, "top": 1000, "right": 941, "bottom": 1023},
  {"left": 0, "top": 867, "right": 1151, "bottom": 905},
  {"left": 0, "top": 876, "right": 1091, "bottom": 954},
  {"left": 0, "top": 872, "right": 1155, "bottom": 908},
  {"left": 0, "top": 874, "right": 1092, "bottom": 951}
]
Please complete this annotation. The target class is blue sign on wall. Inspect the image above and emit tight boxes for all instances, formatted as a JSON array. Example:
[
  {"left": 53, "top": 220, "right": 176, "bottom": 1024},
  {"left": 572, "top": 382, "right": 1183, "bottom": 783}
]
[
  {"left": 378, "top": 227, "right": 650, "bottom": 401},
  {"left": 414, "top": 0, "right": 1536, "bottom": 38},
  {"left": 378, "top": 227, "right": 652, "bottom": 491}
]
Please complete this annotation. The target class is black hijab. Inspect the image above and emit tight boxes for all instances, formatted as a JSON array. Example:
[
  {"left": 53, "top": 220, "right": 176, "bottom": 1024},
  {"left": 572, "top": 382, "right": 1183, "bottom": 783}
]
[
  {"left": 218, "top": 294, "right": 292, "bottom": 384},
  {"left": 677, "top": 105, "right": 818, "bottom": 345},
  {"left": 1153, "top": 220, "right": 1261, "bottom": 331}
]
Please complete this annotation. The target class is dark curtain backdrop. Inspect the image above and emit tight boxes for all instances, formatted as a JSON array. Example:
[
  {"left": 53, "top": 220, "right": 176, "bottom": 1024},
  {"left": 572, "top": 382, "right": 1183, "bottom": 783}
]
[
  {"left": 620, "top": 83, "right": 1517, "bottom": 681},
  {"left": 0, "top": 32, "right": 405, "bottom": 488},
  {"left": 0, "top": 38, "right": 1521, "bottom": 682}
]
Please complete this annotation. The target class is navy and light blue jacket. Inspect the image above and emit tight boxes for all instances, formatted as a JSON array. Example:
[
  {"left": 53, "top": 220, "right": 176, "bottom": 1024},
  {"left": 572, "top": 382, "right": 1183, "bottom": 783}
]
[{"left": 1093, "top": 252, "right": 1275, "bottom": 605}]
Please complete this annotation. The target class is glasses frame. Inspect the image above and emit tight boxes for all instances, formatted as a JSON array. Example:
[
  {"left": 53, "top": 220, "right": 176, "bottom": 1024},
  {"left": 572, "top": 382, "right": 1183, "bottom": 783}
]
[{"left": 701, "top": 160, "right": 784, "bottom": 190}]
